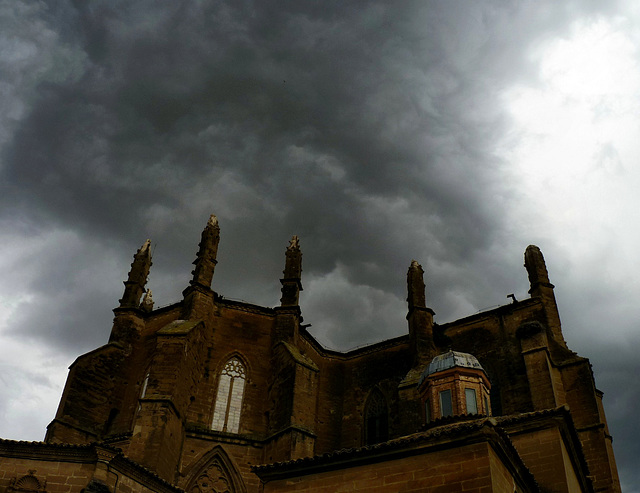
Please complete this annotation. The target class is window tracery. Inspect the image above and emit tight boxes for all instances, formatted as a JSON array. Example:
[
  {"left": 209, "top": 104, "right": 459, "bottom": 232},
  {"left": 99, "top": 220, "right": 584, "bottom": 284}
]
[
  {"left": 185, "top": 448, "right": 246, "bottom": 493},
  {"left": 211, "top": 358, "right": 246, "bottom": 433},
  {"left": 364, "top": 388, "right": 388, "bottom": 445},
  {"left": 190, "top": 463, "right": 231, "bottom": 493}
]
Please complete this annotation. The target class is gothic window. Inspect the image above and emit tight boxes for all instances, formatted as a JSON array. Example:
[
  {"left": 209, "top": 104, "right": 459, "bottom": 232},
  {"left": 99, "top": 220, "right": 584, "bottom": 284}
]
[
  {"left": 191, "top": 463, "right": 231, "bottom": 493},
  {"left": 365, "top": 389, "right": 389, "bottom": 445},
  {"left": 137, "top": 370, "right": 150, "bottom": 413},
  {"left": 212, "top": 358, "right": 246, "bottom": 433},
  {"left": 186, "top": 450, "right": 247, "bottom": 493},
  {"left": 140, "top": 371, "right": 150, "bottom": 398}
]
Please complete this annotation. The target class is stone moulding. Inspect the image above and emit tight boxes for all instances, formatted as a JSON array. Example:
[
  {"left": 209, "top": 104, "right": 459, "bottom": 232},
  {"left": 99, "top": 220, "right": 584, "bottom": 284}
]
[{"left": 8, "top": 471, "right": 47, "bottom": 493}]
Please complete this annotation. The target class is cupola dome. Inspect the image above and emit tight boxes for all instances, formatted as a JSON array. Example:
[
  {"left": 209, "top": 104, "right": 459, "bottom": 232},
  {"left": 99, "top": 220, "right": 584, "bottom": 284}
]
[
  {"left": 418, "top": 350, "right": 491, "bottom": 423},
  {"left": 425, "top": 350, "right": 484, "bottom": 377}
]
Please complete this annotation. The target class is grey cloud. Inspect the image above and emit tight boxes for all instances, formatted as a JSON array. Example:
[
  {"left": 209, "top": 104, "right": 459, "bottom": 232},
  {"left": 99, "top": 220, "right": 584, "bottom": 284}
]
[{"left": 0, "top": 0, "right": 638, "bottom": 490}]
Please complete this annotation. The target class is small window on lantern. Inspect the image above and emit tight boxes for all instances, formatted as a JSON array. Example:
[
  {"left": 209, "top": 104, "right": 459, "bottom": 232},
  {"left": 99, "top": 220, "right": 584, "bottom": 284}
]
[
  {"left": 465, "top": 388, "right": 478, "bottom": 414},
  {"left": 425, "top": 399, "right": 431, "bottom": 424},
  {"left": 439, "top": 390, "right": 453, "bottom": 417}
]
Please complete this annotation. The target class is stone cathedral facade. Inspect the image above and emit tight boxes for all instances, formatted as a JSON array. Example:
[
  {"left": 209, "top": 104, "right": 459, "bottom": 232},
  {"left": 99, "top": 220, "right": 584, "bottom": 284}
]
[{"left": 0, "top": 215, "right": 621, "bottom": 492}]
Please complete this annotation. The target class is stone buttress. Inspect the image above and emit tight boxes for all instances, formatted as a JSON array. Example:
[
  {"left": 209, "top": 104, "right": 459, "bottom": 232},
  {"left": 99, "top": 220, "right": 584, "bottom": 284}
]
[
  {"left": 265, "top": 236, "right": 319, "bottom": 462},
  {"left": 125, "top": 217, "right": 221, "bottom": 481},
  {"left": 46, "top": 239, "right": 154, "bottom": 445}
]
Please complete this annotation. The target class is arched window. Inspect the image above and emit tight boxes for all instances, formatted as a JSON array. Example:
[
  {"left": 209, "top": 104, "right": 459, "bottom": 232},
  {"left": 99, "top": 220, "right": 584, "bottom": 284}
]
[
  {"left": 365, "top": 389, "right": 389, "bottom": 445},
  {"left": 185, "top": 446, "right": 247, "bottom": 493},
  {"left": 141, "top": 371, "right": 150, "bottom": 399},
  {"left": 137, "top": 369, "right": 150, "bottom": 413},
  {"left": 212, "top": 358, "right": 246, "bottom": 433}
]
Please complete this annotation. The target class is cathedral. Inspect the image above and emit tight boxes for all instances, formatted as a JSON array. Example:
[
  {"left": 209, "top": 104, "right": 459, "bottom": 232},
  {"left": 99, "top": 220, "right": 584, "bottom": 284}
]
[{"left": 0, "top": 215, "right": 621, "bottom": 492}]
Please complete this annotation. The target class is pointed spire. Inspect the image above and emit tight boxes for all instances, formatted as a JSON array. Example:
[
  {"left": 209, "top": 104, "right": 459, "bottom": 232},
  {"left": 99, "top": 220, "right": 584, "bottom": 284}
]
[
  {"left": 406, "top": 259, "right": 435, "bottom": 363},
  {"left": 280, "top": 235, "right": 303, "bottom": 306},
  {"left": 524, "top": 245, "right": 553, "bottom": 295},
  {"left": 523, "top": 245, "right": 567, "bottom": 348},
  {"left": 407, "top": 259, "right": 426, "bottom": 310},
  {"left": 119, "top": 239, "right": 152, "bottom": 308},
  {"left": 190, "top": 214, "right": 221, "bottom": 289}
]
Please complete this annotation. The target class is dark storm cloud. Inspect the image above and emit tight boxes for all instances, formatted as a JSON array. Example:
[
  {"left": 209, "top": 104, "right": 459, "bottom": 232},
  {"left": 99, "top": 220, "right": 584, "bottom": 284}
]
[
  {"left": 1, "top": 0, "right": 638, "bottom": 490},
  {"left": 2, "top": 0, "right": 525, "bottom": 316},
  {"left": 3, "top": 2, "right": 510, "bottom": 240}
]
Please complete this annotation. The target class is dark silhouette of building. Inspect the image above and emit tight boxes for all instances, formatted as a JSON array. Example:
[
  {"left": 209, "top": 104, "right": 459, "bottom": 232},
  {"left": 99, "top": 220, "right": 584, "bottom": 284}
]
[{"left": 0, "top": 215, "right": 620, "bottom": 492}]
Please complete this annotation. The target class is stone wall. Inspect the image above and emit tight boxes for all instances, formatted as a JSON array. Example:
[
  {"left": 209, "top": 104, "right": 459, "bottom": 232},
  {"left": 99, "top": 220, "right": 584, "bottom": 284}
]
[
  {"left": 257, "top": 423, "right": 537, "bottom": 493},
  {"left": 0, "top": 441, "right": 181, "bottom": 493},
  {"left": 37, "top": 231, "right": 619, "bottom": 492}
]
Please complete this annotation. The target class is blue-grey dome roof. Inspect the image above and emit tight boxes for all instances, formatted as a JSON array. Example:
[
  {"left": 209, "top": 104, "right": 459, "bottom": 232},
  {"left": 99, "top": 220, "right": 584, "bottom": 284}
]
[{"left": 419, "top": 350, "right": 485, "bottom": 386}]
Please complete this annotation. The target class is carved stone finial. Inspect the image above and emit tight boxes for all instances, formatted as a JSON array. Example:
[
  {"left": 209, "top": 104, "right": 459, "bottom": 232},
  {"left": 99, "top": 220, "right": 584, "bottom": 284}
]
[
  {"left": 119, "top": 239, "right": 153, "bottom": 308},
  {"left": 207, "top": 214, "right": 219, "bottom": 229},
  {"left": 524, "top": 245, "right": 552, "bottom": 293},
  {"left": 282, "top": 236, "right": 302, "bottom": 279},
  {"left": 141, "top": 238, "right": 151, "bottom": 253},
  {"left": 189, "top": 214, "right": 221, "bottom": 289},
  {"left": 406, "top": 259, "right": 435, "bottom": 362},
  {"left": 141, "top": 289, "right": 154, "bottom": 312},
  {"left": 288, "top": 235, "right": 300, "bottom": 251},
  {"left": 280, "top": 235, "right": 302, "bottom": 306},
  {"left": 523, "top": 245, "right": 565, "bottom": 347},
  {"left": 407, "top": 260, "right": 426, "bottom": 309}
]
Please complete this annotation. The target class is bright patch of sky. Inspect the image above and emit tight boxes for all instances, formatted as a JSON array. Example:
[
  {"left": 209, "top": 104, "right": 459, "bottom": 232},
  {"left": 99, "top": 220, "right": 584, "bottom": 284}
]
[
  {"left": 0, "top": 286, "right": 67, "bottom": 441},
  {"left": 0, "top": 334, "right": 67, "bottom": 441},
  {"left": 499, "top": 16, "right": 640, "bottom": 342}
]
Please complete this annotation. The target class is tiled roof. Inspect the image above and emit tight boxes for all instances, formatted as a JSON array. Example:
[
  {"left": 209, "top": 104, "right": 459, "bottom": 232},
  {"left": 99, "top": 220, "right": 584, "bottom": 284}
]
[
  {"left": 0, "top": 439, "right": 184, "bottom": 493},
  {"left": 492, "top": 405, "right": 570, "bottom": 425},
  {"left": 0, "top": 437, "right": 96, "bottom": 450},
  {"left": 254, "top": 417, "right": 509, "bottom": 474}
]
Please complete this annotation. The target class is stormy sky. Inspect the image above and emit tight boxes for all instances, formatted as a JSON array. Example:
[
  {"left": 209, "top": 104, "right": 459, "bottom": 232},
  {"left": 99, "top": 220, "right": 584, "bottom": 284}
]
[{"left": 1, "top": 1, "right": 639, "bottom": 490}]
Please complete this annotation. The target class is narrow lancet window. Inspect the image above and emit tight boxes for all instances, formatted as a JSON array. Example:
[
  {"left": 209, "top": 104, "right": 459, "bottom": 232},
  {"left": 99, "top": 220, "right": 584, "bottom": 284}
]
[
  {"left": 137, "top": 370, "right": 150, "bottom": 413},
  {"left": 212, "top": 358, "right": 246, "bottom": 433},
  {"left": 365, "top": 389, "right": 389, "bottom": 445},
  {"left": 141, "top": 372, "right": 150, "bottom": 399}
]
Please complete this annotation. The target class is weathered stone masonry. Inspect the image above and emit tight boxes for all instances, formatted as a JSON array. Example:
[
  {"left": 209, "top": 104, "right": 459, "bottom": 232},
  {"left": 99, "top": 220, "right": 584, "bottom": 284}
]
[{"left": 0, "top": 215, "right": 621, "bottom": 493}]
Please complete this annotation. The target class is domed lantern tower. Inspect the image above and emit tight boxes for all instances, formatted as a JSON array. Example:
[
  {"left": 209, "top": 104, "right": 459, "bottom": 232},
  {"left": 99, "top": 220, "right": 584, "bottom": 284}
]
[{"left": 418, "top": 350, "right": 491, "bottom": 423}]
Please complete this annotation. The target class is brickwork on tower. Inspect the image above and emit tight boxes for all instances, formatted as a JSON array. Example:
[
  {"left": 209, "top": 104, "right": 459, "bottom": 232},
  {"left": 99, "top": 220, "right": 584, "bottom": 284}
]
[{"left": 0, "top": 215, "right": 621, "bottom": 493}]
